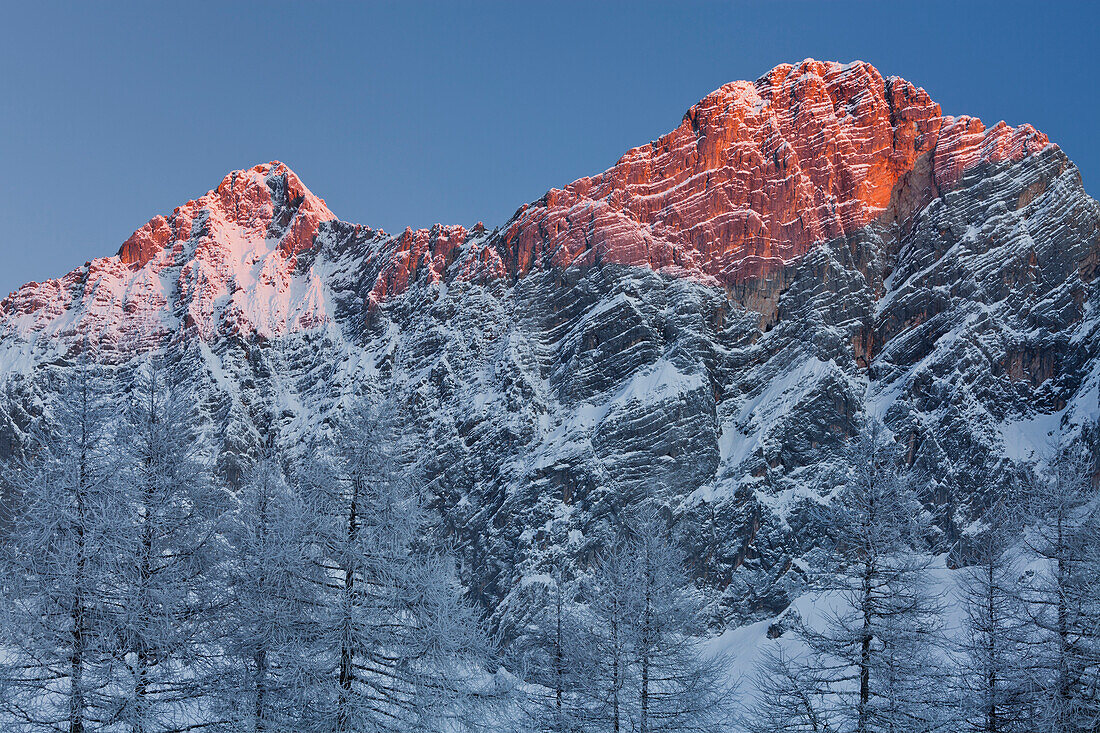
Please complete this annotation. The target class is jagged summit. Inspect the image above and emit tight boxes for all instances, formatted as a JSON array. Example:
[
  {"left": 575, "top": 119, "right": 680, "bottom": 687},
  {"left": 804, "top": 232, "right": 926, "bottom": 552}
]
[
  {"left": 117, "top": 161, "right": 335, "bottom": 267},
  {"left": 0, "top": 61, "right": 1063, "bottom": 348},
  {"left": 496, "top": 59, "right": 1051, "bottom": 288},
  {"left": 0, "top": 161, "right": 338, "bottom": 344},
  {"left": 0, "top": 60, "right": 1096, "bottom": 631}
]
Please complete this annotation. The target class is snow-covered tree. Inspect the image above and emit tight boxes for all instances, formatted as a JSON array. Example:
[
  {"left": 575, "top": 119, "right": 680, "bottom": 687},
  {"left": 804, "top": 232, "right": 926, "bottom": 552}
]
[
  {"left": 297, "top": 397, "right": 494, "bottom": 732},
  {"left": 584, "top": 503, "right": 732, "bottom": 733},
  {"left": 509, "top": 565, "right": 590, "bottom": 733},
  {"left": 952, "top": 496, "right": 1034, "bottom": 733},
  {"left": 0, "top": 362, "right": 121, "bottom": 732},
  {"left": 746, "top": 644, "right": 836, "bottom": 733},
  {"left": 585, "top": 545, "right": 634, "bottom": 733},
  {"left": 210, "top": 438, "right": 327, "bottom": 732},
  {"left": 108, "top": 358, "right": 230, "bottom": 732},
  {"left": 1019, "top": 447, "right": 1100, "bottom": 732},
  {"left": 753, "top": 422, "right": 948, "bottom": 733}
]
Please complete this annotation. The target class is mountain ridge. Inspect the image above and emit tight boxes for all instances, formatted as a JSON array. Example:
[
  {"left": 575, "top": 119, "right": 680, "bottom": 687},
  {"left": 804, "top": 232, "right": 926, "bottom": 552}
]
[
  {"left": 0, "top": 58, "right": 1096, "bottom": 624},
  {"left": 0, "top": 59, "right": 1062, "bottom": 352}
]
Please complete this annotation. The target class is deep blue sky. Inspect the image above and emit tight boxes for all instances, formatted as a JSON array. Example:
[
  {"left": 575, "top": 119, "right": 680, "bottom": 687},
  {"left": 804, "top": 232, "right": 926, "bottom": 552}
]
[{"left": 1, "top": 1, "right": 1097, "bottom": 296}]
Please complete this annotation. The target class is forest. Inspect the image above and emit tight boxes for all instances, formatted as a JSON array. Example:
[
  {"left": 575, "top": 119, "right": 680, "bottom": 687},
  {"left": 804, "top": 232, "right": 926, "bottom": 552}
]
[{"left": 1, "top": 360, "right": 1098, "bottom": 733}]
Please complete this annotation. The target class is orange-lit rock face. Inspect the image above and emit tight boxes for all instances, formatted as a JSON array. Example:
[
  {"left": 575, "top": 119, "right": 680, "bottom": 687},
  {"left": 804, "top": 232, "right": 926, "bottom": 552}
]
[
  {"left": 368, "top": 225, "right": 471, "bottom": 305},
  {"left": 0, "top": 61, "right": 1055, "bottom": 347},
  {"left": 119, "top": 161, "right": 334, "bottom": 268},
  {"left": 0, "top": 162, "right": 336, "bottom": 344},
  {"left": 364, "top": 222, "right": 503, "bottom": 307},
  {"left": 119, "top": 215, "right": 176, "bottom": 267},
  {"left": 496, "top": 60, "right": 1051, "bottom": 285},
  {"left": 932, "top": 116, "right": 1050, "bottom": 191}
]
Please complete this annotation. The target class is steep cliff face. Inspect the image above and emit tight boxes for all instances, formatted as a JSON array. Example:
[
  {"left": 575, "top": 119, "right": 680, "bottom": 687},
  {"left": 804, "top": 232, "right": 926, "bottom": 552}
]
[
  {"left": 496, "top": 61, "right": 1048, "bottom": 287},
  {"left": 0, "top": 162, "right": 336, "bottom": 346},
  {"left": 1, "top": 60, "right": 1097, "bottom": 624}
]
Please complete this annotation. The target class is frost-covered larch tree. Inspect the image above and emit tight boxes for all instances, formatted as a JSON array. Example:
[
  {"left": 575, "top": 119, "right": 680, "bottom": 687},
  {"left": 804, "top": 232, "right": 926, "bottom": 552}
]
[
  {"left": 754, "top": 422, "right": 948, "bottom": 733},
  {"left": 508, "top": 563, "right": 590, "bottom": 733},
  {"left": 585, "top": 544, "right": 635, "bottom": 733},
  {"left": 210, "top": 437, "right": 327, "bottom": 732},
  {"left": 746, "top": 644, "right": 837, "bottom": 733},
  {"left": 1019, "top": 447, "right": 1100, "bottom": 732},
  {"left": 108, "top": 358, "right": 230, "bottom": 733},
  {"left": 297, "top": 397, "right": 494, "bottom": 733},
  {"left": 0, "top": 361, "right": 121, "bottom": 733},
  {"left": 586, "top": 503, "right": 732, "bottom": 733},
  {"left": 952, "top": 495, "right": 1034, "bottom": 733}
]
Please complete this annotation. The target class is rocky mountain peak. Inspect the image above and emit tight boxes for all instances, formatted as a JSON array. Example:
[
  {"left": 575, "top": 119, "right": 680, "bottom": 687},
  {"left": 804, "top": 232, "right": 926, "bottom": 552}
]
[
  {"left": 118, "top": 161, "right": 335, "bottom": 268},
  {"left": 494, "top": 59, "right": 1052, "bottom": 289},
  {"left": 0, "top": 162, "right": 337, "bottom": 345},
  {"left": 0, "top": 62, "right": 1063, "bottom": 352},
  {"left": 0, "top": 60, "right": 1095, "bottom": 633}
]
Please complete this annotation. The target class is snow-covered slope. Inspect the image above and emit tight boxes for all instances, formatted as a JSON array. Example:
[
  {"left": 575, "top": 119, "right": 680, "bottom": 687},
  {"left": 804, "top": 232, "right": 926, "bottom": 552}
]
[{"left": 1, "top": 59, "right": 1097, "bottom": 625}]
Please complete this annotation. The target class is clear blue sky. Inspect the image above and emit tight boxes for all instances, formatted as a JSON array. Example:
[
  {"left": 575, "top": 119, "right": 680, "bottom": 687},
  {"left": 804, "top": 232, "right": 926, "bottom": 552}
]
[{"left": 1, "top": 1, "right": 1096, "bottom": 296}]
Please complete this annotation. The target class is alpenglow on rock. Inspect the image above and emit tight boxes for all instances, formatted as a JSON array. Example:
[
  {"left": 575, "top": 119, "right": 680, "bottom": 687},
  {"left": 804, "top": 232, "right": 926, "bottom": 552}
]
[{"left": 1, "top": 59, "right": 1097, "bottom": 623}]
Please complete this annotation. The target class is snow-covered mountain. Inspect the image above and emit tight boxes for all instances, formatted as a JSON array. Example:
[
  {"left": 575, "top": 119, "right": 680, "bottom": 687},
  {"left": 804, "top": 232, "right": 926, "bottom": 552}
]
[{"left": 1, "top": 59, "right": 1097, "bottom": 624}]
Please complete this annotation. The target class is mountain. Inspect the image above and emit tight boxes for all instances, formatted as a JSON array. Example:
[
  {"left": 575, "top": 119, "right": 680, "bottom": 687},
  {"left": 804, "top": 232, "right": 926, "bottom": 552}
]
[{"left": 1, "top": 59, "right": 1097, "bottom": 624}]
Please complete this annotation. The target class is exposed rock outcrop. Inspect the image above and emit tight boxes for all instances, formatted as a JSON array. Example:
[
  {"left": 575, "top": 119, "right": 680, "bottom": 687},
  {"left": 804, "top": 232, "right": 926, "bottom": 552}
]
[{"left": 0, "top": 60, "right": 1096, "bottom": 626}]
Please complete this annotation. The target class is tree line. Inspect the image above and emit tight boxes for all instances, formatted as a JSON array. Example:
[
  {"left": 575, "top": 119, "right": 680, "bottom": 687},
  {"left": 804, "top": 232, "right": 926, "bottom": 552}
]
[
  {"left": 0, "top": 362, "right": 731, "bottom": 733},
  {"left": 0, "top": 362, "right": 494, "bottom": 732},
  {"left": 0, "top": 361, "right": 1097, "bottom": 733},
  {"left": 747, "top": 424, "right": 1100, "bottom": 733}
]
